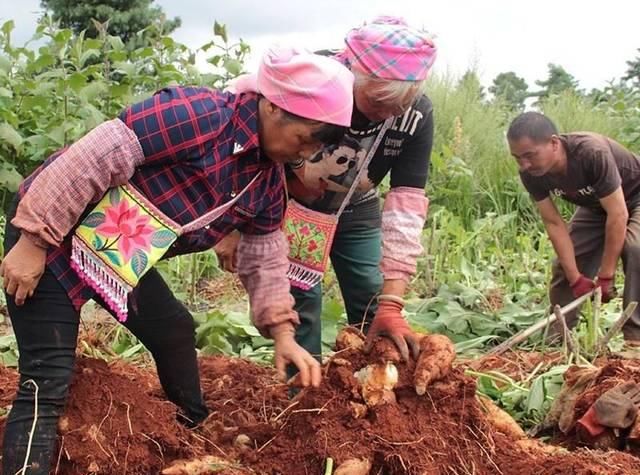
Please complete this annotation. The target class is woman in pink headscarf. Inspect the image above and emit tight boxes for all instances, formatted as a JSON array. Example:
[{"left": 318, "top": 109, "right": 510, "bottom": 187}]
[
  {"left": 215, "top": 16, "right": 438, "bottom": 390},
  {"left": 0, "top": 48, "right": 353, "bottom": 475}
]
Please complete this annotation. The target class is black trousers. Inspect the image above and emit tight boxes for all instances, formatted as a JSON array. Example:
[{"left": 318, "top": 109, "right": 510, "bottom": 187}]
[{"left": 1, "top": 203, "right": 208, "bottom": 475}]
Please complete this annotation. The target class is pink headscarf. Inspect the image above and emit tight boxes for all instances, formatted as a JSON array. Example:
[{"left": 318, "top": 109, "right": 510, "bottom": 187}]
[
  {"left": 227, "top": 47, "right": 354, "bottom": 127},
  {"left": 339, "top": 16, "right": 437, "bottom": 81}
]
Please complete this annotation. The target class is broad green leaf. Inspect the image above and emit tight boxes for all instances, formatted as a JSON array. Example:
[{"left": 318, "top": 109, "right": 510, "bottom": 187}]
[
  {"left": 119, "top": 342, "right": 145, "bottom": 359},
  {"left": 223, "top": 58, "right": 242, "bottom": 77},
  {"left": 67, "top": 72, "right": 88, "bottom": 91},
  {"left": 79, "top": 49, "right": 101, "bottom": 68},
  {"left": 109, "top": 83, "right": 130, "bottom": 99},
  {"left": 0, "top": 122, "right": 23, "bottom": 151},
  {"left": 1, "top": 20, "right": 15, "bottom": 36},
  {"left": 22, "top": 95, "right": 52, "bottom": 111},
  {"left": 79, "top": 81, "right": 108, "bottom": 102},
  {"left": 84, "top": 38, "right": 103, "bottom": 50},
  {"left": 107, "top": 35, "right": 125, "bottom": 51},
  {"left": 46, "top": 125, "right": 66, "bottom": 147},
  {"left": 160, "top": 37, "right": 175, "bottom": 49},
  {"left": 54, "top": 29, "right": 72, "bottom": 43},
  {"left": 113, "top": 61, "right": 137, "bottom": 77},
  {"left": 207, "top": 55, "right": 221, "bottom": 67},
  {"left": 0, "top": 55, "right": 11, "bottom": 74},
  {"left": 0, "top": 164, "right": 24, "bottom": 192},
  {"left": 0, "top": 334, "right": 17, "bottom": 347},
  {"left": 0, "top": 351, "right": 18, "bottom": 367},
  {"left": 81, "top": 104, "right": 106, "bottom": 130},
  {"left": 213, "top": 21, "right": 228, "bottom": 43},
  {"left": 27, "top": 53, "right": 55, "bottom": 73},
  {"left": 454, "top": 335, "right": 497, "bottom": 353}
]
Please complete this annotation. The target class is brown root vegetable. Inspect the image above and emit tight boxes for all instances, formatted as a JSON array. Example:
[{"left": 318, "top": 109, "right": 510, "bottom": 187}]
[
  {"left": 354, "top": 362, "right": 398, "bottom": 406},
  {"left": 234, "top": 433, "right": 252, "bottom": 451},
  {"left": 369, "top": 337, "right": 402, "bottom": 363},
  {"left": 349, "top": 402, "right": 368, "bottom": 419},
  {"left": 515, "top": 438, "right": 566, "bottom": 456},
  {"left": 477, "top": 395, "right": 525, "bottom": 439},
  {"left": 330, "top": 357, "right": 352, "bottom": 367},
  {"left": 162, "top": 456, "right": 238, "bottom": 475},
  {"left": 334, "top": 458, "right": 372, "bottom": 475},
  {"left": 414, "top": 334, "right": 456, "bottom": 395},
  {"left": 335, "top": 326, "right": 366, "bottom": 351}
]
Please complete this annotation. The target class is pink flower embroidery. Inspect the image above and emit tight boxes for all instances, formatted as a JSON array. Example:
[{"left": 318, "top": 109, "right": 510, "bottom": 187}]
[
  {"left": 299, "top": 225, "right": 310, "bottom": 236},
  {"left": 307, "top": 240, "right": 318, "bottom": 252},
  {"left": 96, "top": 200, "right": 155, "bottom": 261}
]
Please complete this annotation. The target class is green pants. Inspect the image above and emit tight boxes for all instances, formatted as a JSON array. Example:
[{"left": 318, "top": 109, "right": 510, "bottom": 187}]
[{"left": 290, "top": 225, "right": 383, "bottom": 367}]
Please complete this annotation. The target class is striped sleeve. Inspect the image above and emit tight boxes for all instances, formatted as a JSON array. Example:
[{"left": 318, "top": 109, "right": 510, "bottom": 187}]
[
  {"left": 236, "top": 229, "right": 299, "bottom": 337},
  {"left": 380, "top": 186, "right": 428, "bottom": 281},
  {"left": 12, "top": 119, "right": 145, "bottom": 247}
]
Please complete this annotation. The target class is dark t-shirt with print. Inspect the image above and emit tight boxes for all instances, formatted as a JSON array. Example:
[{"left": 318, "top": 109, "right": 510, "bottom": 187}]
[
  {"left": 286, "top": 95, "right": 434, "bottom": 231},
  {"left": 520, "top": 133, "right": 640, "bottom": 211}
]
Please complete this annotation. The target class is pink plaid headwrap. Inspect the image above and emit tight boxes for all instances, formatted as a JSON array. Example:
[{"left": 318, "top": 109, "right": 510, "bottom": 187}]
[
  {"left": 227, "top": 47, "right": 354, "bottom": 127},
  {"left": 340, "top": 16, "right": 437, "bottom": 81}
]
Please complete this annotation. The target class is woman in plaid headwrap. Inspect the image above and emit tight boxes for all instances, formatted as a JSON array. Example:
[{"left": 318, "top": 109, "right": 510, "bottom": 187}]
[
  {"left": 215, "top": 16, "right": 438, "bottom": 391},
  {"left": 0, "top": 48, "right": 354, "bottom": 475}
]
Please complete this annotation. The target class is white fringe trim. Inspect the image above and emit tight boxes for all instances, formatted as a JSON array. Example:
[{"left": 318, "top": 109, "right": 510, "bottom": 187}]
[
  {"left": 70, "top": 237, "right": 132, "bottom": 322},
  {"left": 287, "top": 262, "right": 324, "bottom": 290}
]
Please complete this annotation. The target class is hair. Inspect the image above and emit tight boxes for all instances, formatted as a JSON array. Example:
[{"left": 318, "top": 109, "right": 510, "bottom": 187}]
[
  {"left": 278, "top": 107, "right": 347, "bottom": 145},
  {"left": 354, "top": 70, "right": 423, "bottom": 105},
  {"left": 507, "top": 112, "right": 559, "bottom": 143}
]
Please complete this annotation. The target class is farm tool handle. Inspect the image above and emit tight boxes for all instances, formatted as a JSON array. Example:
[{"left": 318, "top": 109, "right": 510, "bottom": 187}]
[{"left": 488, "top": 290, "right": 594, "bottom": 355}]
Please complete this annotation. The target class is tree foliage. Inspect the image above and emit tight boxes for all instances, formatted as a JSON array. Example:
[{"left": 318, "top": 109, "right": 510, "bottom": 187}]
[
  {"left": 489, "top": 72, "right": 529, "bottom": 110},
  {"left": 534, "top": 63, "right": 581, "bottom": 100},
  {"left": 40, "top": 0, "right": 181, "bottom": 49},
  {"left": 0, "top": 17, "right": 249, "bottom": 203}
]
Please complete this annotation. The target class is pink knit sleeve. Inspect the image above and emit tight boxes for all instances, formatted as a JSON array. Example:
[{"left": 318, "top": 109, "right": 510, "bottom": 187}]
[
  {"left": 236, "top": 229, "right": 299, "bottom": 337},
  {"left": 380, "top": 187, "right": 429, "bottom": 282},
  {"left": 12, "top": 119, "right": 145, "bottom": 247}
]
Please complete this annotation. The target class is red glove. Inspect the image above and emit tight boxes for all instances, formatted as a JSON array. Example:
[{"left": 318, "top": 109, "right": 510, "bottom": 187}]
[
  {"left": 570, "top": 274, "right": 595, "bottom": 299},
  {"left": 595, "top": 275, "right": 616, "bottom": 303},
  {"left": 363, "top": 300, "right": 420, "bottom": 361},
  {"left": 577, "top": 405, "right": 606, "bottom": 436}
]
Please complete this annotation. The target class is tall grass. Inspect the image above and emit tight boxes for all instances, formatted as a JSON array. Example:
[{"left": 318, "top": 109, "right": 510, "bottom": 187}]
[{"left": 425, "top": 75, "right": 624, "bottom": 228}]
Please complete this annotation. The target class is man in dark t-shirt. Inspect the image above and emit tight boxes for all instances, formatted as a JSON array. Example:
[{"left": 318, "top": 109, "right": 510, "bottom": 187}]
[{"left": 508, "top": 111, "right": 640, "bottom": 340}]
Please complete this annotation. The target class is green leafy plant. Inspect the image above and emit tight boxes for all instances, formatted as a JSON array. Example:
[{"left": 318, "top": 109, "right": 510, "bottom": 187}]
[{"left": 472, "top": 365, "right": 568, "bottom": 429}]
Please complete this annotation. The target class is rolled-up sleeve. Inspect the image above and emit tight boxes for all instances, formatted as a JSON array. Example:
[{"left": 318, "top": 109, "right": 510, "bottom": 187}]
[
  {"left": 380, "top": 186, "right": 428, "bottom": 281},
  {"left": 12, "top": 119, "right": 145, "bottom": 247},
  {"left": 236, "top": 229, "right": 299, "bottom": 337}
]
